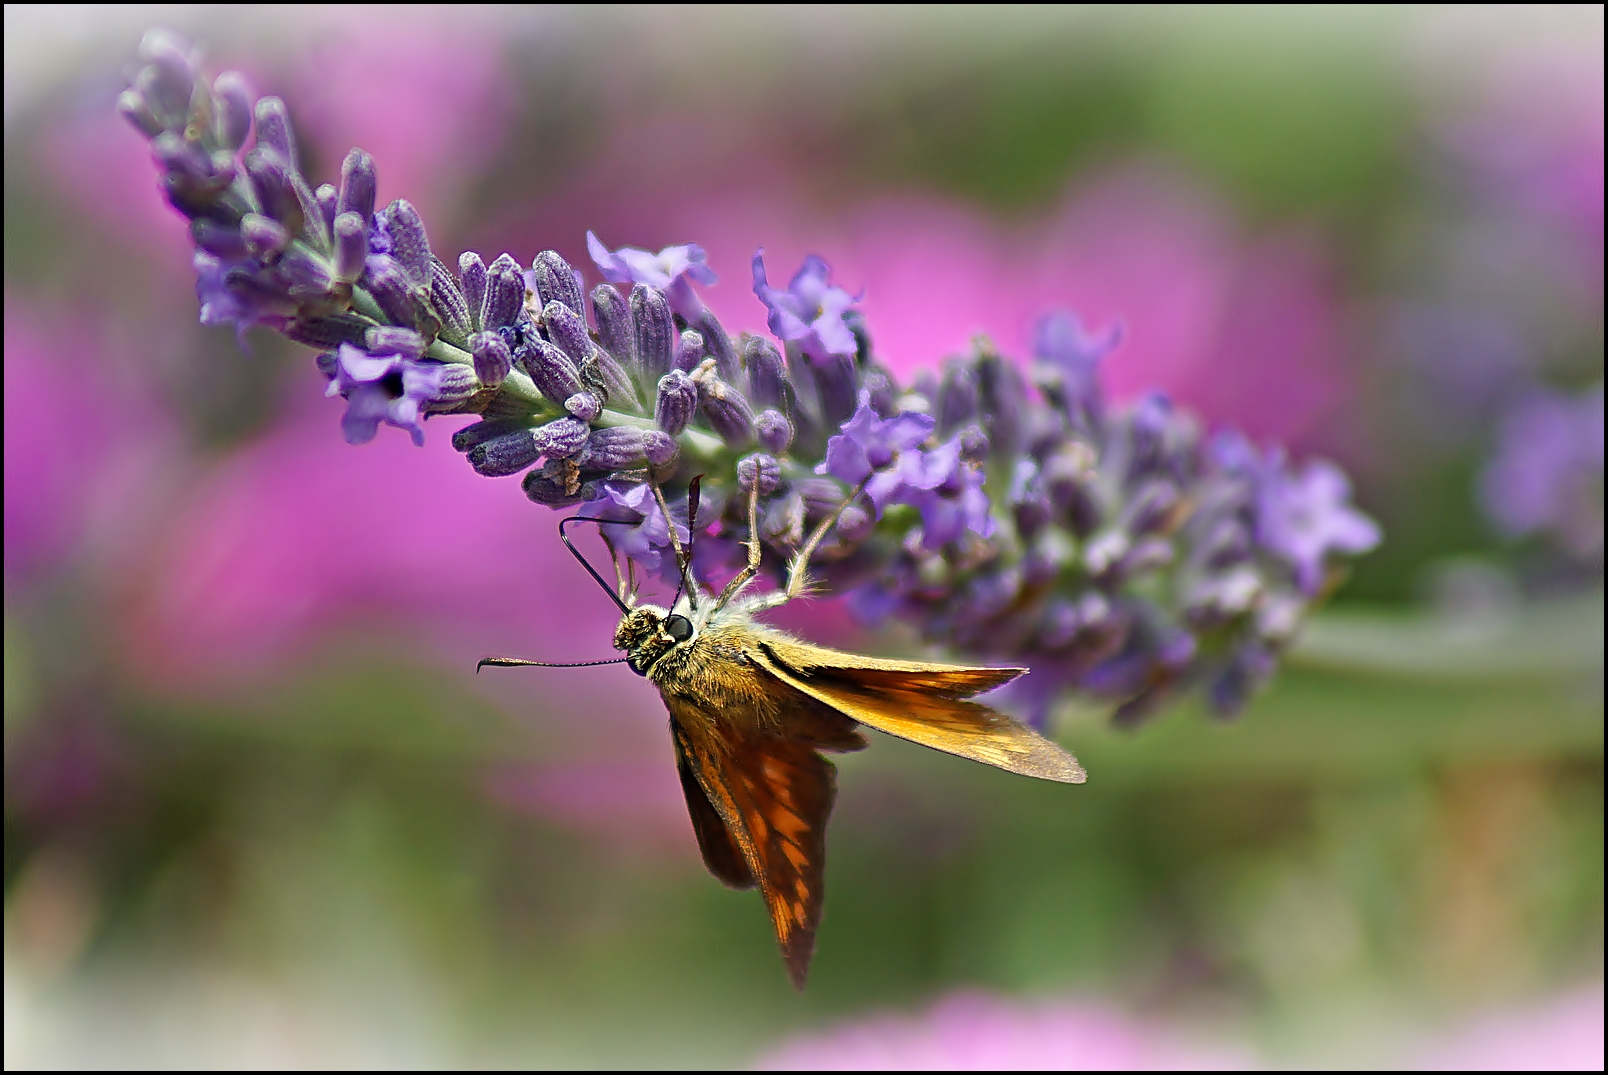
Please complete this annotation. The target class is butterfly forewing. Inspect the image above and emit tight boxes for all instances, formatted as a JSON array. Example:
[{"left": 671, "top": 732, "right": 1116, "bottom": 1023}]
[
  {"left": 753, "top": 639, "right": 1087, "bottom": 784},
  {"left": 758, "top": 637, "right": 1025, "bottom": 698},
  {"left": 669, "top": 706, "right": 839, "bottom": 990}
]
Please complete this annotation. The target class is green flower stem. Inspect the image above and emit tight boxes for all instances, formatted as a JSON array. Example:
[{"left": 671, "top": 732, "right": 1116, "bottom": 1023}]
[{"left": 349, "top": 286, "right": 386, "bottom": 324}]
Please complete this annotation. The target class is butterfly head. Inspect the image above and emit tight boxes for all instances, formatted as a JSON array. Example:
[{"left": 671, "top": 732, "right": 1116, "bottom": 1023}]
[{"left": 613, "top": 604, "right": 697, "bottom": 676}]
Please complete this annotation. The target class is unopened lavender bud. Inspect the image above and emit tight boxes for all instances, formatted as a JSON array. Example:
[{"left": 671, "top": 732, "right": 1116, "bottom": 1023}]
[
  {"left": 642, "top": 430, "right": 679, "bottom": 468},
  {"left": 738, "top": 453, "right": 782, "bottom": 496},
  {"left": 578, "top": 426, "right": 647, "bottom": 470},
  {"left": 835, "top": 502, "right": 873, "bottom": 544},
  {"left": 655, "top": 370, "right": 698, "bottom": 435},
  {"left": 957, "top": 423, "right": 990, "bottom": 463},
  {"left": 381, "top": 200, "right": 431, "bottom": 289},
  {"left": 1198, "top": 517, "right": 1252, "bottom": 570},
  {"left": 520, "top": 338, "right": 582, "bottom": 404},
  {"left": 428, "top": 363, "right": 480, "bottom": 408},
  {"left": 469, "top": 331, "right": 512, "bottom": 386},
  {"left": 978, "top": 352, "right": 1026, "bottom": 459},
  {"left": 312, "top": 183, "right": 337, "bottom": 231},
  {"left": 756, "top": 409, "right": 793, "bottom": 454},
  {"left": 587, "top": 349, "right": 642, "bottom": 411},
  {"left": 337, "top": 148, "right": 377, "bottom": 224},
  {"left": 118, "top": 89, "right": 164, "bottom": 138},
  {"left": 452, "top": 418, "right": 532, "bottom": 453},
  {"left": 1083, "top": 531, "right": 1129, "bottom": 576},
  {"left": 364, "top": 257, "right": 420, "bottom": 328},
  {"left": 861, "top": 368, "right": 897, "bottom": 417},
  {"left": 135, "top": 66, "right": 187, "bottom": 131},
  {"left": 1043, "top": 442, "right": 1101, "bottom": 536},
  {"left": 1122, "top": 538, "right": 1175, "bottom": 575},
  {"left": 152, "top": 131, "right": 211, "bottom": 185},
  {"left": 810, "top": 354, "right": 858, "bottom": 429},
  {"left": 458, "top": 252, "right": 487, "bottom": 330},
  {"left": 742, "top": 335, "right": 788, "bottom": 407},
  {"left": 211, "top": 72, "right": 253, "bottom": 149},
  {"left": 429, "top": 257, "right": 472, "bottom": 343},
  {"left": 365, "top": 325, "right": 426, "bottom": 360},
  {"left": 543, "top": 300, "right": 593, "bottom": 364},
  {"left": 331, "top": 212, "right": 367, "bottom": 283},
  {"left": 591, "top": 285, "right": 636, "bottom": 367},
  {"left": 532, "top": 250, "right": 585, "bottom": 319},
  {"left": 565, "top": 391, "right": 601, "bottom": 421},
  {"left": 696, "top": 368, "right": 756, "bottom": 446},
  {"left": 762, "top": 490, "right": 806, "bottom": 546},
  {"left": 481, "top": 253, "right": 524, "bottom": 331},
  {"left": 938, "top": 361, "right": 979, "bottom": 432},
  {"left": 283, "top": 313, "right": 369, "bottom": 349},
  {"left": 240, "top": 213, "right": 289, "bottom": 256},
  {"left": 674, "top": 330, "right": 706, "bottom": 373},
  {"left": 243, "top": 147, "right": 304, "bottom": 234},
  {"left": 1011, "top": 462, "right": 1051, "bottom": 539},
  {"left": 137, "top": 30, "right": 196, "bottom": 121},
  {"left": 523, "top": 461, "right": 587, "bottom": 507},
  {"left": 1121, "top": 480, "right": 1180, "bottom": 536},
  {"left": 252, "top": 96, "right": 297, "bottom": 172},
  {"left": 467, "top": 428, "right": 541, "bottom": 477},
  {"left": 631, "top": 285, "right": 674, "bottom": 378},
  {"left": 276, "top": 245, "right": 334, "bottom": 295},
  {"left": 531, "top": 417, "right": 590, "bottom": 459},
  {"left": 694, "top": 309, "right": 740, "bottom": 382}
]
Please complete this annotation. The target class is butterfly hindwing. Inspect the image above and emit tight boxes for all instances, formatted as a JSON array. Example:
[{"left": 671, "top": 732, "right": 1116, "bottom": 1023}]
[
  {"left": 673, "top": 727, "right": 754, "bottom": 890},
  {"left": 668, "top": 704, "right": 838, "bottom": 990}
]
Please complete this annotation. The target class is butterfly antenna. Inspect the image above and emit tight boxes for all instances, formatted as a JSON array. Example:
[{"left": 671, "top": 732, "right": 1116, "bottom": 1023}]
[
  {"left": 651, "top": 474, "right": 702, "bottom": 612},
  {"left": 558, "top": 516, "right": 634, "bottom": 615},
  {"left": 478, "top": 656, "right": 629, "bottom": 671}
]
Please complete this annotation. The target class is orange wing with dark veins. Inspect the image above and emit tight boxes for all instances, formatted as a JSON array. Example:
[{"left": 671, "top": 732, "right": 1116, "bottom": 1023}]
[
  {"left": 674, "top": 730, "right": 754, "bottom": 890},
  {"left": 669, "top": 710, "right": 839, "bottom": 990}
]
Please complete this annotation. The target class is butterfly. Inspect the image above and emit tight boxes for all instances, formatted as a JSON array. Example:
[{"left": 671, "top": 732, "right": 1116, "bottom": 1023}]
[{"left": 481, "top": 476, "right": 1085, "bottom": 989}]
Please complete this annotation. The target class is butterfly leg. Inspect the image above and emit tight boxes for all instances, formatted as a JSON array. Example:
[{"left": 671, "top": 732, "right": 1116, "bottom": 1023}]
[
  {"left": 649, "top": 474, "right": 700, "bottom": 609},
  {"left": 714, "top": 478, "right": 764, "bottom": 610},
  {"left": 744, "top": 481, "right": 867, "bottom": 613}
]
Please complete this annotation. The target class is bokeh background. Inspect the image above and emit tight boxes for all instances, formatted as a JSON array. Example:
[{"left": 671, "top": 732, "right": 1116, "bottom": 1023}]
[{"left": 5, "top": 6, "right": 1602, "bottom": 1068}]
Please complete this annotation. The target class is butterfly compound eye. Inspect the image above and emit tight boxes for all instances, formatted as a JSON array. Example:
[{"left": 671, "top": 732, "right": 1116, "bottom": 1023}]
[{"left": 663, "top": 614, "right": 694, "bottom": 643}]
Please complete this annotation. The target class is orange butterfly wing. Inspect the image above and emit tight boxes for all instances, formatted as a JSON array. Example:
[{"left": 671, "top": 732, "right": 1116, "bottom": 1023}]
[
  {"left": 669, "top": 710, "right": 840, "bottom": 990},
  {"left": 754, "top": 637, "right": 1086, "bottom": 784},
  {"left": 674, "top": 732, "right": 754, "bottom": 890}
]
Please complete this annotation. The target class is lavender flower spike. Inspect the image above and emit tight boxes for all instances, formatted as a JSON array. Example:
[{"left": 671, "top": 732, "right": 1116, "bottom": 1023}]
[
  {"left": 125, "top": 34, "right": 1385, "bottom": 730},
  {"left": 587, "top": 231, "right": 716, "bottom": 320}
]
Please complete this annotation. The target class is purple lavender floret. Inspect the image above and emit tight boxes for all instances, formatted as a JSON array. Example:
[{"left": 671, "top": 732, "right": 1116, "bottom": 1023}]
[
  {"left": 1253, "top": 452, "right": 1383, "bottom": 595},
  {"left": 752, "top": 252, "right": 859, "bottom": 361},
  {"left": 577, "top": 480, "right": 691, "bottom": 575},
  {"left": 327, "top": 344, "right": 471, "bottom": 447},
  {"left": 587, "top": 232, "right": 716, "bottom": 320},
  {"left": 126, "top": 32, "right": 1385, "bottom": 730}
]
